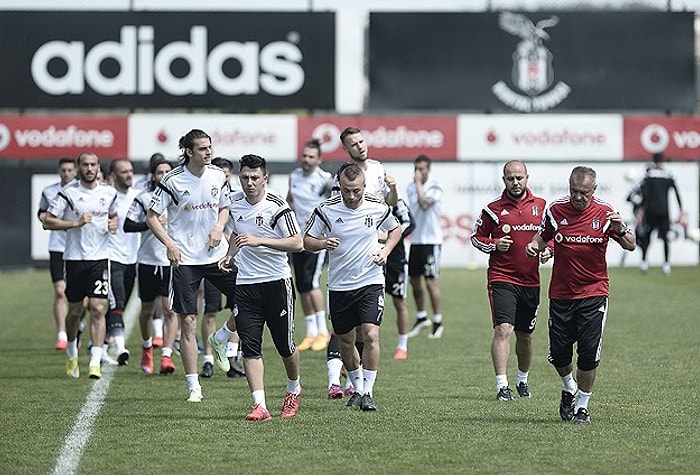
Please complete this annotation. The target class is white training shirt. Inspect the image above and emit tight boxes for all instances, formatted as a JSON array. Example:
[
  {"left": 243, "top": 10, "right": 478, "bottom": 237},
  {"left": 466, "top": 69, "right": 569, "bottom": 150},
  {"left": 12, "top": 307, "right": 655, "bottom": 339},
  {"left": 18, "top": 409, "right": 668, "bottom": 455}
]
[
  {"left": 39, "top": 180, "right": 76, "bottom": 253},
  {"left": 126, "top": 188, "right": 168, "bottom": 266},
  {"left": 407, "top": 178, "right": 444, "bottom": 244},
  {"left": 149, "top": 164, "right": 231, "bottom": 265},
  {"left": 305, "top": 193, "right": 399, "bottom": 291},
  {"left": 109, "top": 187, "right": 141, "bottom": 265},
  {"left": 228, "top": 190, "right": 299, "bottom": 285},
  {"left": 332, "top": 159, "right": 390, "bottom": 201},
  {"left": 288, "top": 166, "right": 332, "bottom": 228},
  {"left": 47, "top": 181, "right": 118, "bottom": 261}
]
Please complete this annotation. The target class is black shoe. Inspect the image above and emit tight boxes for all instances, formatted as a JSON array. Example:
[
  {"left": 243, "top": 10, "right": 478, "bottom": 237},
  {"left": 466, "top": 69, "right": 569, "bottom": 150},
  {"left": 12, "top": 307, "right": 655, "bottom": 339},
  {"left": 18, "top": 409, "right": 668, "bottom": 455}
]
[
  {"left": 200, "top": 361, "right": 214, "bottom": 378},
  {"left": 516, "top": 382, "right": 531, "bottom": 398},
  {"left": 226, "top": 357, "right": 246, "bottom": 378},
  {"left": 573, "top": 407, "right": 591, "bottom": 424},
  {"left": 360, "top": 394, "right": 377, "bottom": 411},
  {"left": 560, "top": 390, "right": 577, "bottom": 421},
  {"left": 345, "top": 392, "right": 362, "bottom": 410},
  {"left": 496, "top": 386, "right": 514, "bottom": 402},
  {"left": 117, "top": 350, "right": 130, "bottom": 366}
]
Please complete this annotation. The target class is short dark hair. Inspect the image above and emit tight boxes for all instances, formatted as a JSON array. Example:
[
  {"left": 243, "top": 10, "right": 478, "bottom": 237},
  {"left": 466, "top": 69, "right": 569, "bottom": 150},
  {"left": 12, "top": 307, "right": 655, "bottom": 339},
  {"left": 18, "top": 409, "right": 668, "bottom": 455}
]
[
  {"left": 340, "top": 126, "right": 361, "bottom": 145},
  {"left": 212, "top": 157, "right": 234, "bottom": 171},
  {"left": 415, "top": 154, "right": 432, "bottom": 167},
  {"left": 58, "top": 157, "right": 75, "bottom": 167},
  {"left": 239, "top": 154, "right": 267, "bottom": 173},
  {"left": 337, "top": 162, "right": 363, "bottom": 182},
  {"left": 653, "top": 152, "right": 665, "bottom": 164},
  {"left": 304, "top": 138, "right": 322, "bottom": 157}
]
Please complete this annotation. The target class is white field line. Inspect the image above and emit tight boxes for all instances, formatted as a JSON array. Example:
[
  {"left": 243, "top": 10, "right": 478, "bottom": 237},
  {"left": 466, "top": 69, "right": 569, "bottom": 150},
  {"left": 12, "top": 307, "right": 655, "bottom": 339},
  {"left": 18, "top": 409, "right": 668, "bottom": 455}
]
[{"left": 52, "top": 294, "right": 141, "bottom": 475}]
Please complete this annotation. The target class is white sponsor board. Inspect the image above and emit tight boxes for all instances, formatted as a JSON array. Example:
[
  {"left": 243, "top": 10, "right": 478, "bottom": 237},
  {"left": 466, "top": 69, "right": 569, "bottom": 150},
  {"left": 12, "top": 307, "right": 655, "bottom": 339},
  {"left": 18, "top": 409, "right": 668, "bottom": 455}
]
[
  {"left": 458, "top": 114, "right": 624, "bottom": 161},
  {"left": 128, "top": 114, "right": 297, "bottom": 162},
  {"left": 32, "top": 162, "right": 698, "bottom": 268}
]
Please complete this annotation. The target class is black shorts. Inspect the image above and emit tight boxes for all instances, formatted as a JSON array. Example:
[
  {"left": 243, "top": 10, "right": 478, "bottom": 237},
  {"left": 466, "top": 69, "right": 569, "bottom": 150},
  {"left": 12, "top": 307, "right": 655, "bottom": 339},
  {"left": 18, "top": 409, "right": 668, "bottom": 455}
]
[
  {"left": 109, "top": 261, "right": 136, "bottom": 312},
  {"left": 234, "top": 278, "right": 296, "bottom": 359},
  {"left": 488, "top": 282, "right": 539, "bottom": 333},
  {"left": 65, "top": 259, "right": 110, "bottom": 303},
  {"left": 291, "top": 250, "right": 325, "bottom": 293},
  {"left": 408, "top": 244, "right": 441, "bottom": 279},
  {"left": 329, "top": 284, "right": 385, "bottom": 335},
  {"left": 202, "top": 278, "right": 223, "bottom": 313},
  {"left": 171, "top": 263, "right": 236, "bottom": 316},
  {"left": 645, "top": 214, "right": 671, "bottom": 240},
  {"left": 49, "top": 251, "right": 65, "bottom": 283},
  {"left": 137, "top": 264, "right": 170, "bottom": 303},
  {"left": 547, "top": 296, "right": 608, "bottom": 372},
  {"left": 385, "top": 250, "right": 408, "bottom": 299}
]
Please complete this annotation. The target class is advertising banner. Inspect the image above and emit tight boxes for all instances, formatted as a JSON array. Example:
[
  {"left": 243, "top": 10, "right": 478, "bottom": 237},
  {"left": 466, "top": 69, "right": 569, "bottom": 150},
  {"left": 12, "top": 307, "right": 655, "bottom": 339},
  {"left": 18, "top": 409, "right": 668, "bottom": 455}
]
[
  {"left": 369, "top": 12, "right": 695, "bottom": 112},
  {"left": 0, "top": 115, "right": 128, "bottom": 159},
  {"left": 0, "top": 11, "right": 334, "bottom": 110},
  {"left": 298, "top": 116, "right": 458, "bottom": 161},
  {"left": 457, "top": 114, "right": 623, "bottom": 161},
  {"left": 623, "top": 116, "right": 700, "bottom": 161},
  {"left": 128, "top": 114, "right": 298, "bottom": 162}
]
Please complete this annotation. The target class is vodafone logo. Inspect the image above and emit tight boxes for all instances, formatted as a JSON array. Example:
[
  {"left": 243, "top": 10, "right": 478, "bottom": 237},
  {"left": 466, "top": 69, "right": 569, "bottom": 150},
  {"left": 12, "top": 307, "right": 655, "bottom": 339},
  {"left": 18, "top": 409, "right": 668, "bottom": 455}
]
[
  {"left": 0, "top": 124, "right": 10, "bottom": 151},
  {"left": 311, "top": 123, "right": 342, "bottom": 154},
  {"left": 311, "top": 123, "right": 446, "bottom": 154},
  {"left": 640, "top": 124, "right": 669, "bottom": 153}
]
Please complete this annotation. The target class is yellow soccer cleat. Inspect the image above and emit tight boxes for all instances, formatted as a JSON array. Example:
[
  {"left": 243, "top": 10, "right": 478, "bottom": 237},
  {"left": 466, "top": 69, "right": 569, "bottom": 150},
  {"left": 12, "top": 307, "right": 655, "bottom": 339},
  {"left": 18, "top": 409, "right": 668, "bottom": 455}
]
[
  {"left": 297, "top": 335, "right": 316, "bottom": 351},
  {"left": 311, "top": 333, "right": 330, "bottom": 352},
  {"left": 66, "top": 356, "right": 79, "bottom": 379}
]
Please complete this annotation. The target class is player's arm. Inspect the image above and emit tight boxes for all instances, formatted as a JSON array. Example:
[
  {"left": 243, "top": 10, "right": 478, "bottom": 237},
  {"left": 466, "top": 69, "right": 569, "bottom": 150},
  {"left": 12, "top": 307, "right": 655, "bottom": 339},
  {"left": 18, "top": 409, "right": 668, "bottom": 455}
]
[
  {"left": 42, "top": 211, "right": 86, "bottom": 231},
  {"left": 671, "top": 181, "right": 687, "bottom": 227},
  {"left": 384, "top": 173, "right": 398, "bottom": 206}
]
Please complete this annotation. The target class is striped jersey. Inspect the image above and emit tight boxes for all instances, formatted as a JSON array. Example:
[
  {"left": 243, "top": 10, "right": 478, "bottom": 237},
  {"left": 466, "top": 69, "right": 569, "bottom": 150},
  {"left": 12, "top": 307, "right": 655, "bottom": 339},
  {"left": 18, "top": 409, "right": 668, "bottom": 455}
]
[
  {"left": 39, "top": 180, "right": 76, "bottom": 253},
  {"left": 126, "top": 188, "right": 168, "bottom": 266},
  {"left": 149, "top": 164, "right": 231, "bottom": 265},
  {"left": 47, "top": 181, "right": 118, "bottom": 261},
  {"left": 305, "top": 193, "right": 399, "bottom": 291},
  {"left": 228, "top": 190, "right": 299, "bottom": 284}
]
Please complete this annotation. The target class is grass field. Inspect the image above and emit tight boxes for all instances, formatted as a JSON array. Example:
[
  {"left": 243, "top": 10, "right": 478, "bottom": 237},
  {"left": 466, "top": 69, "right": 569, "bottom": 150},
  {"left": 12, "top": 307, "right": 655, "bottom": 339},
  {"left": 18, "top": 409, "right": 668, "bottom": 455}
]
[{"left": 1, "top": 265, "right": 699, "bottom": 475}]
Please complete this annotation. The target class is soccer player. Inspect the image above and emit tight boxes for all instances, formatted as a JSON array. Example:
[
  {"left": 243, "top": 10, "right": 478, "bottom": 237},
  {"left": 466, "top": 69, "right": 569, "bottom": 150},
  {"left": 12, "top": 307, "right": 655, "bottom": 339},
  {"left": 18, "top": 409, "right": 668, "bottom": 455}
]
[
  {"left": 124, "top": 157, "right": 178, "bottom": 375},
  {"left": 216, "top": 154, "right": 304, "bottom": 421},
  {"left": 106, "top": 158, "right": 141, "bottom": 366},
  {"left": 471, "top": 160, "right": 547, "bottom": 401},
  {"left": 407, "top": 155, "right": 445, "bottom": 339},
  {"left": 286, "top": 139, "right": 333, "bottom": 352},
  {"left": 636, "top": 153, "right": 687, "bottom": 275},
  {"left": 37, "top": 157, "right": 78, "bottom": 351},
  {"left": 525, "top": 166, "right": 636, "bottom": 424},
  {"left": 304, "top": 162, "right": 401, "bottom": 412},
  {"left": 43, "top": 151, "right": 118, "bottom": 380},
  {"left": 146, "top": 129, "right": 238, "bottom": 403}
]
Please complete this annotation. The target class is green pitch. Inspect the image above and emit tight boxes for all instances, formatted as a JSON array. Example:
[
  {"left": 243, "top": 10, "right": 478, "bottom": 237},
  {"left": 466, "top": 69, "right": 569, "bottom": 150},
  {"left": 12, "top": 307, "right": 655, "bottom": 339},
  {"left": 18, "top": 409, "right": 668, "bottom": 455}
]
[{"left": 0, "top": 266, "right": 698, "bottom": 474}]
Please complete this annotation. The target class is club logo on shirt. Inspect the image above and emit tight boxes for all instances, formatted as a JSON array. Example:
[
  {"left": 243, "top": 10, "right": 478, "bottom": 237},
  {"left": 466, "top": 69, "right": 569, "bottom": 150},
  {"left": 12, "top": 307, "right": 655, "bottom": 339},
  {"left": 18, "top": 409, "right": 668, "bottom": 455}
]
[
  {"left": 211, "top": 186, "right": 219, "bottom": 199},
  {"left": 531, "top": 206, "right": 539, "bottom": 216},
  {"left": 100, "top": 198, "right": 106, "bottom": 207},
  {"left": 364, "top": 216, "right": 374, "bottom": 228},
  {"left": 256, "top": 215, "right": 264, "bottom": 226},
  {"left": 591, "top": 218, "right": 601, "bottom": 230}
]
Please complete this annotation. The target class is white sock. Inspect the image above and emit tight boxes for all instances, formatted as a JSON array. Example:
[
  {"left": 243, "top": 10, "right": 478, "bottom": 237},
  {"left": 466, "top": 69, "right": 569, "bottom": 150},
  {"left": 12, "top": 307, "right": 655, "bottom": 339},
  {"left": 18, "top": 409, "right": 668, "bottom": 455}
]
[
  {"left": 327, "top": 358, "right": 343, "bottom": 386},
  {"left": 214, "top": 324, "right": 233, "bottom": 344},
  {"left": 66, "top": 340, "right": 78, "bottom": 358},
  {"left": 89, "top": 345, "right": 103, "bottom": 367},
  {"left": 397, "top": 334, "right": 408, "bottom": 350},
  {"left": 57, "top": 331, "right": 67, "bottom": 342},
  {"left": 162, "top": 347, "right": 173, "bottom": 358},
  {"left": 152, "top": 317, "right": 164, "bottom": 338},
  {"left": 347, "top": 368, "right": 365, "bottom": 395},
  {"left": 304, "top": 315, "right": 318, "bottom": 336},
  {"left": 433, "top": 313, "right": 443, "bottom": 325},
  {"left": 517, "top": 369, "right": 528, "bottom": 385},
  {"left": 225, "top": 341, "right": 239, "bottom": 358},
  {"left": 185, "top": 374, "right": 200, "bottom": 391},
  {"left": 316, "top": 311, "right": 328, "bottom": 334},
  {"left": 576, "top": 390, "right": 591, "bottom": 410},
  {"left": 113, "top": 332, "right": 126, "bottom": 353},
  {"left": 416, "top": 310, "right": 428, "bottom": 320},
  {"left": 203, "top": 355, "right": 214, "bottom": 365},
  {"left": 363, "top": 369, "right": 377, "bottom": 396},
  {"left": 142, "top": 338, "right": 153, "bottom": 349},
  {"left": 286, "top": 377, "right": 301, "bottom": 395},
  {"left": 496, "top": 374, "right": 509, "bottom": 391},
  {"left": 252, "top": 389, "right": 266, "bottom": 409},
  {"left": 561, "top": 372, "right": 578, "bottom": 394}
]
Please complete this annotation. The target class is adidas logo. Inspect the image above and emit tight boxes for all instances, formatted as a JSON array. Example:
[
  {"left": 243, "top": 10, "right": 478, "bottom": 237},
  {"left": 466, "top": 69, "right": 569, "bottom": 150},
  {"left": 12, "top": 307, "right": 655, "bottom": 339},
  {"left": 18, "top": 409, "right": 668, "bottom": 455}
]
[
  {"left": 560, "top": 219, "right": 569, "bottom": 225},
  {"left": 237, "top": 215, "right": 243, "bottom": 221},
  {"left": 280, "top": 309, "right": 287, "bottom": 317},
  {"left": 335, "top": 217, "right": 343, "bottom": 223},
  {"left": 500, "top": 209, "right": 509, "bottom": 215}
]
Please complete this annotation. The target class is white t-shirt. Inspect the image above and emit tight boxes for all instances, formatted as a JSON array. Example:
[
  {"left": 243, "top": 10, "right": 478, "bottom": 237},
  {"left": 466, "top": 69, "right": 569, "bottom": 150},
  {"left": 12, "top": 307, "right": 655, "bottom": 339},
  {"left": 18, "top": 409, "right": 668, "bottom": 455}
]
[
  {"left": 228, "top": 190, "right": 299, "bottom": 285},
  {"left": 305, "top": 194, "right": 398, "bottom": 291},
  {"left": 149, "top": 164, "right": 231, "bottom": 265},
  {"left": 126, "top": 188, "right": 168, "bottom": 266},
  {"left": 288, "top": 166, "right": 332, "bottom": 228},
  {"left": 332, "top": 159, "right": 390, "bottom": 201},
  {"left": 39, "top": 180, "right": 75, "bottom": 253},
  {"left": 109, "top": 187, "right": 141, "bottom": 265},
  {"left": 47, "top": 181, "right": 118, "bottom": 261},
  {"left": 407, "top": 178, "right": 444, "bottom": 245}
]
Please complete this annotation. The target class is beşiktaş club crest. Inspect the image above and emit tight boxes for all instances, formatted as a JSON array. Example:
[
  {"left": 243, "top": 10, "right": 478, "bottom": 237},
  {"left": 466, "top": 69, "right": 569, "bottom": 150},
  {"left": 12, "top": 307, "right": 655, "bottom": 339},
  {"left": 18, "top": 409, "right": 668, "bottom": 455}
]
[{"left": 491, "top": 12, "right": 570, "bottom": 112}]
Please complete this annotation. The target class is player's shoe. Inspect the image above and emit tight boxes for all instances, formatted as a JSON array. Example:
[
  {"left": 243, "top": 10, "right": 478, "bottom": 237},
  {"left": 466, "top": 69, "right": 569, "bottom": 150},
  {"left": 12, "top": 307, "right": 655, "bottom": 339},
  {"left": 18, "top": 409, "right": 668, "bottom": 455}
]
[
  {"left": 280, "top": 391, "right": 302, "bottom": 419},
  {"left": 152, "top": 336, "right": 163, "bottom": 348},
  {"left": 344, "top": 385, "right": 355, "bottom": 397},
  {"left": 141, "top": 347, "right": 154, "bottom": 374},
  {"left": 345, "top": 392, "right": 362, "bottom": 410},
  {"left": 246, "top": 404, "right": 272, "bottom": 421},
  {"left": 66, "top": 356, "right": 79, "bottom": 379},
  {"left": 117, "top": 349, "right": 130, "bottom": 366},
  {"left": 207, "top": 334, "right": 230, "bottom": 372},
  {"left": 394, "top": 348, "right": 408, "bottom": 360},
  {"left": 497, "top": 386, "right": 514, "bottom": 402},
  {"left": 407, "top": 318, "right": 432, "bottom": 338},
  {"left": 88, "top": 364, "right": 101, "bottom": 380},
  {"left": 226, "top": 357, "right": 246, "bottom": 378},
  {"left": 573, "top": 407, "right": 591, "bottom": 425},
  {"left": 428, "top": 323, "right": 444, "bottom": 339},
  {"left": 311, "top": 333, "right": 330, "bottom": 351},
  {"left": 662, "top": 263, "right": 671, "bottom": 276},
  {"left": 55, "top": 339, "right": 67, "bottom": 351},
  {"left": 101, "top": 353, "right": 119, "bottom": 366},
  {"left": 200, "top": 361, "right": 214, "bottom": 378},
  {"left": 327, "top": 384, "right": 344, "bottom": 399},
  {"left": 187, "top": 387, "right": 203, "bottom": 403},
  {"left": 159, "top": 356, "right": 175, "bottom": 374},
  {"left": 516, "top": 381, "right": 531, "bottom": 398},
  {"left": 297, "top": 335, "right": 315, "bottom": 351},
  {"left": 560, "top": 390, "right": 577, "bottom": 421},
  {"left": 640, "top": 261, "right": 649, "bottom": 273},
  {"left": 360, "top": 394, "right": 377, "bottom": 411}
]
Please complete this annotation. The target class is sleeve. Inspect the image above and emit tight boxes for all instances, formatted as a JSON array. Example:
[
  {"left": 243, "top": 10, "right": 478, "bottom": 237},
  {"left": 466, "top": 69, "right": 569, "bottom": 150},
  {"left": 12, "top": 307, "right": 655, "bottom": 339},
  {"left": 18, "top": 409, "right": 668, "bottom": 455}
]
[{"left": 470, "top": 207, "right": 497, "bottom": 253}]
